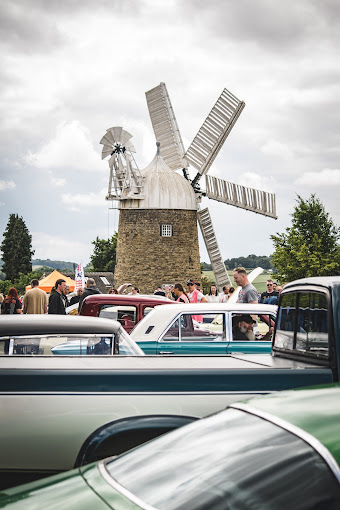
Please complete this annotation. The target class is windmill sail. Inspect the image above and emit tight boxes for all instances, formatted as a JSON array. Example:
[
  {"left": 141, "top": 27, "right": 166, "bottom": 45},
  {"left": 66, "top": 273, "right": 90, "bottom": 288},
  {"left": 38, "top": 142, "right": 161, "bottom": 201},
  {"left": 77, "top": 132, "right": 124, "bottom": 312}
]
[
  {"left": 206, "top": 175, "right": 277, "bottom": 219},
  {"left": 198, "top": 207, "right": 232, "bottom": 288},
  {"left": 145, "top": 83, "right": 188, "bottom": 171},
  {"left": 185, "top": 88, "right": 245, "bottom": 178}
]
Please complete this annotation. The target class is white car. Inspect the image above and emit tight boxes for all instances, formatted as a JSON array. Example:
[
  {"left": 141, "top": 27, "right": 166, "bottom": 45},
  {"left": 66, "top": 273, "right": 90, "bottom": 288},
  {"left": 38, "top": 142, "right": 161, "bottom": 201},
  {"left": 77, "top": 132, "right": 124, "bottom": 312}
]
[{"left": 130, "top": 303, "right": 277, "bottom": 355}]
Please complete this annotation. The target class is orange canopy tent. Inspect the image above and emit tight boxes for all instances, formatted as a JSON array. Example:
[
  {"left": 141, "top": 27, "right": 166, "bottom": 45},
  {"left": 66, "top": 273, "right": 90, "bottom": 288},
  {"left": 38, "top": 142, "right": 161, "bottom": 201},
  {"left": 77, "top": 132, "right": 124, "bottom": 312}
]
[{"left": 25, "top": 270, "right": 76, "bottom": 292}]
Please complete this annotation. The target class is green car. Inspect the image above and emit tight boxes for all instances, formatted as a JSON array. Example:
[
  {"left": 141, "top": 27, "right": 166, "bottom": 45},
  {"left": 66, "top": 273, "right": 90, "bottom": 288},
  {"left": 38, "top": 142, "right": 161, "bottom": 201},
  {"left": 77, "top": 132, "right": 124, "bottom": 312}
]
[{"left": 1, "top": 385, "right": 339, "bottom": 509}]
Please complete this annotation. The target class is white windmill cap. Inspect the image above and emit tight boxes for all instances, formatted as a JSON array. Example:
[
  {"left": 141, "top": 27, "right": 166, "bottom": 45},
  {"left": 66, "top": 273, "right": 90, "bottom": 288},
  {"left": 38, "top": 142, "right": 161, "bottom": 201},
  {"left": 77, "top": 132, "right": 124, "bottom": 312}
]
[{"left": 119, "top": 143, "right": 197, "bottom": 211}]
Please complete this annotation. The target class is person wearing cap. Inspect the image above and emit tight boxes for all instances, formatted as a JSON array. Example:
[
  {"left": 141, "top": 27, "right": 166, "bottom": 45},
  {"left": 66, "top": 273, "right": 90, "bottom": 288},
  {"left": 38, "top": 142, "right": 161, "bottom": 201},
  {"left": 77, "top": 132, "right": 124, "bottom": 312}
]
[
  {"left": 186, "top": 280, "right": 208, "bottom": 304},
  {"left": 232, "top": 314, "right": 257, "bottom": 341}
]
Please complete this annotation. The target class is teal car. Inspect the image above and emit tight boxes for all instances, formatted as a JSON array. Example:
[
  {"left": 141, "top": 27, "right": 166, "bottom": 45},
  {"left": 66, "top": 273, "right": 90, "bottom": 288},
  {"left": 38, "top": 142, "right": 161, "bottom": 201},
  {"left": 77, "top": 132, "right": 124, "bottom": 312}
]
[
  {"left": 1, "top": 385, "right": 339, "bottom": 509},
  {"left": 131, "top": 303, "right": 277, "bottom": 354}
]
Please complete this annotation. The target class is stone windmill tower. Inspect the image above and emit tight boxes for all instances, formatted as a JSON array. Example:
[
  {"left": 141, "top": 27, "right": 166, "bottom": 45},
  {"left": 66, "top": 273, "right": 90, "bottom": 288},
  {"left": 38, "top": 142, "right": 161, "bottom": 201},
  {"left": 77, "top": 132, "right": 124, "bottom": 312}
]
[{"left": 100, "top": 83, "right": 277, "bottom": 293}]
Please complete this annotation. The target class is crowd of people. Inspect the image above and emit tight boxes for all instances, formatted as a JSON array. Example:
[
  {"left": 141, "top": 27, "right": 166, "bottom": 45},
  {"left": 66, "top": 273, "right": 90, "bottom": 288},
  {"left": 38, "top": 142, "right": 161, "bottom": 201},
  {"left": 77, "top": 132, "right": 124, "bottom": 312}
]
[{"left": 0, "top": 267, "right": 283, "bottom": 316}]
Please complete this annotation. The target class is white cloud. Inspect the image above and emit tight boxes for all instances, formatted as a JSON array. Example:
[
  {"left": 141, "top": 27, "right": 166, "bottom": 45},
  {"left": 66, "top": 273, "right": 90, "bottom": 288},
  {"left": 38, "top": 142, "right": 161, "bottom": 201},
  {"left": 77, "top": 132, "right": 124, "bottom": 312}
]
[
  {"left": 237, "top": 172, "right": 276, "bottom": 193},
  {"left": 49, "top": 172, "right": 66, "bottom": 187},
  {"left": 260, "top": 139, "right": 295, "bottom": 160},
  {"left": 25, "top": 120, "right": 100, "bottom": 171},
  {"left": 0, "top": 180, "right": 16, "bottom": 191},
  {"left": 295, "top": 168, "right": 340, "bottom": 187},
  {"left": 61, "top": 188, "right": 106, "bottom": 212},
  {"left": 32, "top": 231, "right": 92, "bottom": 262}
]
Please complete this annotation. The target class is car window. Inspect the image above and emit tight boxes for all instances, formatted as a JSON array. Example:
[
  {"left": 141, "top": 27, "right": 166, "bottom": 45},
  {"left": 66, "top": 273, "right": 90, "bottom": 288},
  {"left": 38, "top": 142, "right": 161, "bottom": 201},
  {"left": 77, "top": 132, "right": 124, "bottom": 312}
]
[
  {"left": 275, "top": 291, "right": 329, "bottom": 358},
  {"left": 99, "top": 305, "right": 137, "bottom": 327},
  {"left": 181, "top": 313, "right": 225, "bottom": 341},
  {"left": 2, "top": 335, "right": 115, "bottom": 356},
  {"left": 274, "top": 293, "right": 297, "bottom": 349},
  {"left": 231, "top": 313, "right": 274, "bottom": 342},
  {"left": 107, "top": 408, "right": 340, "bottom": 509},
  {"left": 162, "top": 317, "right": 182, "bottom": 342},
  {"left": 0, "top": 338, "right": 9, "bottom": 355},
  {"left": 143, "top": 306, "right": 154, "bottom": 317}
]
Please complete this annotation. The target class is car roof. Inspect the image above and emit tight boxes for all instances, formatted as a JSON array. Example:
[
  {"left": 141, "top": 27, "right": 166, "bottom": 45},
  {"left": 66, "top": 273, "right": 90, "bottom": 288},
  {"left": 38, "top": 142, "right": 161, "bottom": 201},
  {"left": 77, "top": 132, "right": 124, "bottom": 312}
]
[
  {"left": 0, "top": 315, "right": 122, "bottom": 336},
  {"left": 83, "top": 294, "right": 174, "bottom": 305},
  {"left": 233, "top": 384, "right": 340, "bottom": 466},
  {"left": 142, "top": 302, "right": 277, "bottom": 315},
  {"left": 283, "top": 276, "right": 340, "bottom": 291}
]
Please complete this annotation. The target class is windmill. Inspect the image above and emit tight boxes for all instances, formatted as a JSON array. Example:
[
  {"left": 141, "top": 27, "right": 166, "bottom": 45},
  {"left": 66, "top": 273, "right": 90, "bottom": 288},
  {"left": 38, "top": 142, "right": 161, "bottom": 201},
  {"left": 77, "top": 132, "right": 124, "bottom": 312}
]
[
  {"left": 145, "top": 83, "right": 277, "bottom": 288},
  {"left": 100, "top": 83, "right": 277, "bottom": 292}
]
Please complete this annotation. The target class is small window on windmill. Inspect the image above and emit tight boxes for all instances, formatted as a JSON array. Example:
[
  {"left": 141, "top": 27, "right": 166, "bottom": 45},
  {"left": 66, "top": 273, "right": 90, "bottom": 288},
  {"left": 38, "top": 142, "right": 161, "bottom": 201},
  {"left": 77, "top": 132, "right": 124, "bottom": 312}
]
[{"left": 160, "top": 224, "right": 173, "bottom": 237}]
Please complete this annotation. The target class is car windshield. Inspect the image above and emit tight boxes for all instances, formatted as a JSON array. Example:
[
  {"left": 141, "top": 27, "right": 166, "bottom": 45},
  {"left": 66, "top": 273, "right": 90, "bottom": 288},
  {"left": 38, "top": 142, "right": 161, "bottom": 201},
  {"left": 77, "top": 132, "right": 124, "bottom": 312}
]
[
  {"left": 106, "top": 408, "right": 340, "bottom": 509},
  {"left": 117, "top": 327, "right": 144, "bottom": 356}
]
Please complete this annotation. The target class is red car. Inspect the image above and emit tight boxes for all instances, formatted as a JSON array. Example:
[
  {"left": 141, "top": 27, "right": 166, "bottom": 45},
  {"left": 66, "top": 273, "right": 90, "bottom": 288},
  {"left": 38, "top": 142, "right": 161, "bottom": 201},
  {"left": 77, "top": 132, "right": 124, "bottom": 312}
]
[{"left": 79, "top": 294, "right": 174, "bottom": 333}]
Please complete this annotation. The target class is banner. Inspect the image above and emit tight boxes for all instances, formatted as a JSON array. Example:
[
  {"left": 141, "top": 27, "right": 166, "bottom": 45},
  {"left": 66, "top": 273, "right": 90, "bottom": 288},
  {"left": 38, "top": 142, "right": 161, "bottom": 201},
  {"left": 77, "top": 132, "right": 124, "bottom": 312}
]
[{"left": 75, "top": 262, "right": 85, "bottom": 291}]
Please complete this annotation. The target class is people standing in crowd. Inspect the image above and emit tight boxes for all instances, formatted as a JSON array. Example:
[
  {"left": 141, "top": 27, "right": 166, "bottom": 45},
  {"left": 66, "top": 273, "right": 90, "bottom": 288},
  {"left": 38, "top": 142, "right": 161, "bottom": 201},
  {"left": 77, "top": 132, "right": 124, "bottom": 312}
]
[
  {"left": 228, "top": 286, "right": 235, "bottom": 298},
  {"left": 131, "top": 287, "right": 140, "bottom": 295},
  {"left": 206, "top": 284, "right": 220, "bottom": 303},
  {"left": 107, "top": 287, "right": 118, "bottom": 295},
  {"left": 219, "top": 286, "right": 229, "bottom": 303},
  {"left": 48, "top": 279, "right": 67, "bottom": 315},
  {"left": 273, "top": 282, "right": 278, "bottom": 291},
  {"left": 1, "top": 287, "right": 22, "bottom": 314},
  {"left": 78, "top": 278, "right": 101, "bottom": 310},
  {"left": 163, "top": 284, "right": 174, "bottom": 300},
  {"left": 260, "top": 279, "right": 279, "bottom": 305},
  {"left": 23, "top": 279, "right": 48, "bottom": 314},
  {"left": 70, "top": 288, "right": 84, "bottom": 305},
  {"left": 186, "top": 280, "right": 208, "bottom": 303},
  {"left": 0, "top": 293, "right": 3, "bottom": 314},
  {"left": 173, "top": 283, "right": 189, "bottom": 303},
  {"left": 154, "top": 286, "right": 166, "bottom": 296},
  {"left": 233, "top": 267, "right": 258, "bottom": 304}
]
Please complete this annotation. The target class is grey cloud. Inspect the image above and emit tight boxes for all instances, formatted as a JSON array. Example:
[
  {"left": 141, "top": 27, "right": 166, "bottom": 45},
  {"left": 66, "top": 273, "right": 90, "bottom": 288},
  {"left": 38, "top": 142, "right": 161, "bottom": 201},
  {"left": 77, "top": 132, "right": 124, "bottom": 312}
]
[
  {"left": 181, "top": 0, "right": 340, "bottom": 52},
  {"left": 0, "top": 0, "right": 141, "bottom": 54}
]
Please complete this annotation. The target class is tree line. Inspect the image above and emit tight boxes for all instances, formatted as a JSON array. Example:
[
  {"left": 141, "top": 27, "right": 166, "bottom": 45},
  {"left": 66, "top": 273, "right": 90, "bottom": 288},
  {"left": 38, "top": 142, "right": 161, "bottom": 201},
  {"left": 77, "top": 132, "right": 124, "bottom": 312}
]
[{"left": 1, "top": 194, "right": 339, "bottom": 295}]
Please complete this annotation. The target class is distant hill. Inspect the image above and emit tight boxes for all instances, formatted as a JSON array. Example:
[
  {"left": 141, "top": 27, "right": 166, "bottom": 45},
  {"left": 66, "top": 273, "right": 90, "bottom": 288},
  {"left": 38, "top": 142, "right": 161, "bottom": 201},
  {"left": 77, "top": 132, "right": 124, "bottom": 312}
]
[{"left": 32, "top": 259, "right": 76, "bottom": 271}]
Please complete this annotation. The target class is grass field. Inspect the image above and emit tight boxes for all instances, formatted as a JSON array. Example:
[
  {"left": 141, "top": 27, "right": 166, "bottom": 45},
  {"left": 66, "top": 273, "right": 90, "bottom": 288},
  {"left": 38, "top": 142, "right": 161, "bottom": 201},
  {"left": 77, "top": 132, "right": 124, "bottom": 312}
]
[{"left": 202, "top": 270, "right": 275, "bottom": 294}]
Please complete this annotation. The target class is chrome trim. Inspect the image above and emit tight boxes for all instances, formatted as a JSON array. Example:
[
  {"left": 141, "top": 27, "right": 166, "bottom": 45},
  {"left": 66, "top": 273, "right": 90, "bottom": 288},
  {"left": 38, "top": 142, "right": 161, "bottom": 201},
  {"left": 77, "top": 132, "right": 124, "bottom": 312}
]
[
  {"left": 98, "top": 461, "right": 157, "bottom": 510},
  {"left": 0, "top": 390, "right": 272, "bottom": 396},
  {"left": 231, "top": 402, "right": 340, "bottom": 483}
]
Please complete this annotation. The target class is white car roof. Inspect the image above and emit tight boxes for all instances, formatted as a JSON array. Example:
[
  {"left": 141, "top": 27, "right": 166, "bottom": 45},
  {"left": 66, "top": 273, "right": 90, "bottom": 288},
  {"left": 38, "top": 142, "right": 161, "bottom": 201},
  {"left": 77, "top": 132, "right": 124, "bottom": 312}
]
[{"left": 130, "top": 303, "right": 277, "bottom": 341}]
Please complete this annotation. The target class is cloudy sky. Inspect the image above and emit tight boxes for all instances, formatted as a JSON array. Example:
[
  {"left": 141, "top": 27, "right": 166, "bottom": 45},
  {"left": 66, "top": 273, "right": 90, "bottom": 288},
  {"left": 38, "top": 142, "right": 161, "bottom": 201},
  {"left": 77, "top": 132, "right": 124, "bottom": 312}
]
[{"left": 0, "top": 0, "right": 339, "bottom": 267}]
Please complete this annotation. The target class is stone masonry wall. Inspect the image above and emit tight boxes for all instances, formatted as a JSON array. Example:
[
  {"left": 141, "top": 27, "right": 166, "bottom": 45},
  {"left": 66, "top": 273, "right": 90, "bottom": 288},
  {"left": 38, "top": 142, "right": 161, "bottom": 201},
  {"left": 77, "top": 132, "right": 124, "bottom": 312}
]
[{"left": 114, "top": 209, "right": 202, "bottom": 294}]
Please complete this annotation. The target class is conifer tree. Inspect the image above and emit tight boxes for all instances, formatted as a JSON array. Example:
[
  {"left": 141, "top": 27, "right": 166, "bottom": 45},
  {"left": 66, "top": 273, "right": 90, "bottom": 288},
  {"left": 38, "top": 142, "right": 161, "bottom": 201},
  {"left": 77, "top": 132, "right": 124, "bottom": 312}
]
[{"left": 0, "top": 214, "right": 34, "bottom": 282}]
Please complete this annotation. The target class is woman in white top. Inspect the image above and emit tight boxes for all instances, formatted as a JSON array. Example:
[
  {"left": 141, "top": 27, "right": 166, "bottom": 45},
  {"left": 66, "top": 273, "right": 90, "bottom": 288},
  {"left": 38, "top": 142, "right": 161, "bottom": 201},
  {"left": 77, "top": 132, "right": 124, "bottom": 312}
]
[{"left": 206, "top": 284, "right": 220, "bottom": 303}]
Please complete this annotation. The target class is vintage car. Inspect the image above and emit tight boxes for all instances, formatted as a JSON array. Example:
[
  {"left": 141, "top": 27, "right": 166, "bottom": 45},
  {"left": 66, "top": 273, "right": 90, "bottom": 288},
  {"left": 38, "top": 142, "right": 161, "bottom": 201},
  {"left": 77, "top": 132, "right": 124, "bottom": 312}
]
[
  {"left": 0, "top": 315, "right": 144, "bottom": 357},
  {"left": 79, "top": 294, "right": 174, "bottom": 333},
  {"left": 1, "top": 384, "right": 339, "bottom": 509},
  {"left": 130, "top": 303, "right": 277, "bottom": 354}
]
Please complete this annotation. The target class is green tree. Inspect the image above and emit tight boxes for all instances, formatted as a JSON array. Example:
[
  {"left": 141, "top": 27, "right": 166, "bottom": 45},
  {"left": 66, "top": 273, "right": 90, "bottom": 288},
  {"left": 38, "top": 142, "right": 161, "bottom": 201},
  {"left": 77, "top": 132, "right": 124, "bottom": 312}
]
[
  {"left": 90, "top": 233, "right": 117, "bottom": 272},
  {"left": 0, "top": 214, "right": 34, "bottom": 282},
  {"left": 271, "top": 194, "right": 340, "bottom": 282}
]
